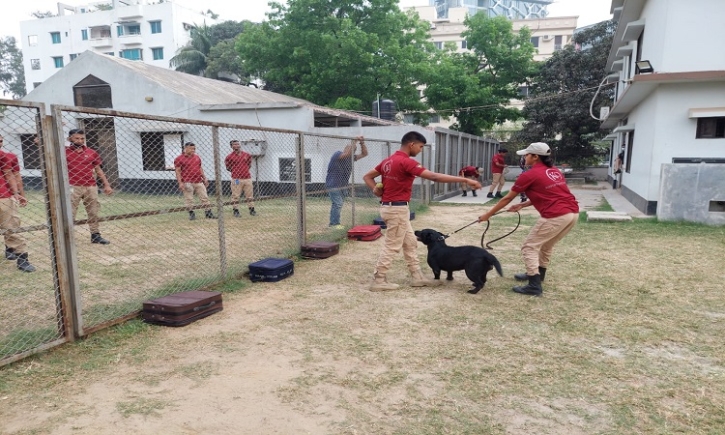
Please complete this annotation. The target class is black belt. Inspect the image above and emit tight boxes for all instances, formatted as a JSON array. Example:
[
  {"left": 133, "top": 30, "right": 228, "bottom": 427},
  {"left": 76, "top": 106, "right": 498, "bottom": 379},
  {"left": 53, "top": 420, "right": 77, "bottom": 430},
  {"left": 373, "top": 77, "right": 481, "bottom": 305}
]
[{"left": 380, "top": 201, "right": 409, "bottom": 206}]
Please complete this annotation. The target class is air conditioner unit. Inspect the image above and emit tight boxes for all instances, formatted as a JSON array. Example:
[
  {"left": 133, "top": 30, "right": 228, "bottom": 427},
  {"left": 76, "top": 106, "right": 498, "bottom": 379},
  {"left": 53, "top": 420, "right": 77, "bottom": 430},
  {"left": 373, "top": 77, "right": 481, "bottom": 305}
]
[
  {"left": 600, "top": 106, "right": 611, "bottom": 119},
  {"left": 542, "top": 35, "right": 553, "bottom": 41}
]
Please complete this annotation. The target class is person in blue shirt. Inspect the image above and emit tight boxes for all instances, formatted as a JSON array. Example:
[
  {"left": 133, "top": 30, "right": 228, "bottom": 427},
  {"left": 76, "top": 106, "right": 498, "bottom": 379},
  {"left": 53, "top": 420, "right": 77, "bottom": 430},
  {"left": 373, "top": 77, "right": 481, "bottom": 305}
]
[{"left": 325, "top": 136, "right": 368, "bottom": 228}]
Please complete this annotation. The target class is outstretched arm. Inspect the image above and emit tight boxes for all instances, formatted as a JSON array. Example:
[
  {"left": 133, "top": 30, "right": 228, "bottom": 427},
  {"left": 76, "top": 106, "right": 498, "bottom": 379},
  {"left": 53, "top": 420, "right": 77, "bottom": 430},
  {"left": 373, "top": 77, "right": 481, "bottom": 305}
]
[{"left": 419, "top": 170, "right": 481, "bottom": 190}]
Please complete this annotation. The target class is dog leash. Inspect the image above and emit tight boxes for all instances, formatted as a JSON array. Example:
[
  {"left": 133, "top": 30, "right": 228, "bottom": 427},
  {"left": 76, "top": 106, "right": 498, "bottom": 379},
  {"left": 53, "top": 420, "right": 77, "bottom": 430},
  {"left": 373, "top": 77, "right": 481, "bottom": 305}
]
[
  {"left": 444, "top": 210, "right": 521, "bottom": 249},
  {"left": 481, "top": 211, "right": 521, "bottom": 249}
]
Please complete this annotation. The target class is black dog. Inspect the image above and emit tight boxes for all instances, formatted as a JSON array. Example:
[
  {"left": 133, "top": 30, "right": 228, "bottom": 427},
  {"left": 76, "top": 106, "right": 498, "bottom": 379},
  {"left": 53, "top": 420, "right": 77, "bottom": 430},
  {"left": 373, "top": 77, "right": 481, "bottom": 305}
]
[{"left": 415, "top": 228, "right": 503, "bottom": 294}]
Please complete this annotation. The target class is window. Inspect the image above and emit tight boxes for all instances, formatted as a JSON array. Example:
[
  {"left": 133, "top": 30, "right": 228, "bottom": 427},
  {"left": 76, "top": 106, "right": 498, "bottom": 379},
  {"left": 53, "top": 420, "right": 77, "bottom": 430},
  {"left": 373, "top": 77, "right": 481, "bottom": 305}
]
[
  {"left": 554, "top": 35, "right": 563, "bottom": 51},
  {"left": 127, "top": 24, "right": 141, "bottom": 35},
  {"left": 73, "top": 75, "right": 113, "bottom": 108},
  {"left": 141, "top": 132, "right": 182, "bottom": 171},
  {"left": 31, "top": 59, "right": 40, "bottom": 70},
  {"left": 530, "top": 36, "right": 539, "bottom": 48},
  {"left": 117, "top": 26, "right": 124, "bottom": 37},
  {"left": 461, "top": 40, "right": 467, "bottom": 49},
  {"left": 151, "top": 47, "right": 164, "bottom": 60},
  {"left": 150, "top": 20, "right": 162, "bottom": 34},
  {"left": 81, "top": 29, "right": 88, "bottom": 40},
  {"left": 52, "top": 56, "right": 64, "bottom": 68},
  {"left": 104, "top": 52, "right": 114, "bottom": 56},
  {"left": 120, "top": 49, "right": 142, "bottom": 60},
  {"left": 28, "top": 35, "right": 38, "bottom": 46},
  {"left": 434, "top": 41, "right": 443, "bottom": 49},
  {"left": 279, "top": 158, "right": 311, "bottom": 182},
  {"left": 33, "top": 82, "right": 42, "bottom": 88},
  {"left": 50, "top": 32, "right": 61, "bottom": 44},
  {"left": 429, "top": 114, "right": 440, "bottom": 123},
  {"left": 696, "top": 117, "right": 725, "bottom": 139},
  {"left": 20, "top": 134, "right": 42, "bottom": 170},
  {"left": 69, "top": 53, "right": 78, "bottom": 61},
  {"left": 625, "top": 131, "right": 634, "bottom": 173},
  {"left": 517, "top": 86, "right": 529, "bottom": 99}
]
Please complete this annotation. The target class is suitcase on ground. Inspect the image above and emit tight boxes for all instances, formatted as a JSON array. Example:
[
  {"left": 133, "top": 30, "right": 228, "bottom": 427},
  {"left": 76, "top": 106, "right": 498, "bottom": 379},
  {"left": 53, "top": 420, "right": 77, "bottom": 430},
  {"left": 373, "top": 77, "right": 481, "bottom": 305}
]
[
  {"left": 301, "top": 241, "right": 339, "bottom": 259},
  {"left": 347, "top": 225, "right": 383, "bottom": 241},
  {"left": 373, "top": 217, "right": 387, "bottom": 229},
  {"left": 249, "top": 258, "right": 294, "bottom": 282},
  {"left": 142, "top": 290, "right": 223, "bottom": 327}
]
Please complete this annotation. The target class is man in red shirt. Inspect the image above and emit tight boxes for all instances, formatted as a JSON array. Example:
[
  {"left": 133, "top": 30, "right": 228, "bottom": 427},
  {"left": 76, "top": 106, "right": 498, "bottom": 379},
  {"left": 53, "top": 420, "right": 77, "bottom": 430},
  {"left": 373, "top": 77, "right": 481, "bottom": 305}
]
[
  {"left": 224, "top": 140, "right": 256, "bottom": 217},
  {"left": 1, "top": 135, "right": 35, "bottom": 272},
  {"left": 66, "top": 129, "right": 113, "bottom": 245},
  {"left": 487, "top": 148, "right": 508, "bottom": 198},
  {"left": 458, "top": 165, "right": 481, "bottom": 197},
  {"left": 363, "top": 131, "right": 482, "bottom": 292},
  {"left": 174, "top": 142, "right": 215, "bottom": 220},
  {"left": 478, "top": 142, "right": 579, "bottom": 296}
]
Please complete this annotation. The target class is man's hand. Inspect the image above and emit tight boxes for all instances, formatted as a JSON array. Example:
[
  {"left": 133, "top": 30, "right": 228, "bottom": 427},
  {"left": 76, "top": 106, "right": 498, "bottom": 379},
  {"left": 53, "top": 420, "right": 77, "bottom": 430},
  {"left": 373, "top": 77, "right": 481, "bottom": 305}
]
[
  {"left": 178, "top": 182, "right": 185, "bottom": 192},
  {"left": 13, "top": 193, "right": 28, "bottom": 207},
  {"left": 103, "top": 186, "right": 113, "bottom": 195},
  {"left": 507, "top": 203, "right": 526, "bottom": 213},
  {"left": 467, "top": 179, "right": 482, "bottom": 190},
  {"left": 203, "top": 179, "right": 209, "bottom": 188}
]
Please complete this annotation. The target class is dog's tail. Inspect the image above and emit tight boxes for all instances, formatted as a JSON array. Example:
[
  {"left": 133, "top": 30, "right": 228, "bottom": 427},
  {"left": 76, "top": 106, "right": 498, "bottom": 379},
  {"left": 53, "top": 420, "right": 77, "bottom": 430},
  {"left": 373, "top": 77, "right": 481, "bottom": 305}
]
[{"left": 486, "top": 253, "right": 503, "bottom": 277}]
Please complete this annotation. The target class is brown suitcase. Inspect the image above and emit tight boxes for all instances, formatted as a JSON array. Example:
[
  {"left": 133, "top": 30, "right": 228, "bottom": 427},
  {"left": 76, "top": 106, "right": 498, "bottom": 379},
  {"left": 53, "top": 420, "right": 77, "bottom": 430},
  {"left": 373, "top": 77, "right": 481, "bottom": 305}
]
[
  {"left": 142, "top": 291, "right": 223, "bottom": 327},
  {"left": 301, "top": 241, "right": 339, "bottom": 259}
]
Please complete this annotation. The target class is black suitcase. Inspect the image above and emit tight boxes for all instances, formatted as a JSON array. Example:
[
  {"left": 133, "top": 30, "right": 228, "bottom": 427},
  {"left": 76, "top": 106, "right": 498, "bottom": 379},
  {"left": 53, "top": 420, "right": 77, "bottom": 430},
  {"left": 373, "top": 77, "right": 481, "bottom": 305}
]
[
  {"left": 142, "top": 291, "right": 223, "bottom": 327},
  {"left": 249, "top": 258, "right": 294, "bottom": 282},
  {"left": 373, "top": 217, "right": 387, "bottom": 229},
  {"left": 301, "top": 241, "right": 339, "bottom": 259}
]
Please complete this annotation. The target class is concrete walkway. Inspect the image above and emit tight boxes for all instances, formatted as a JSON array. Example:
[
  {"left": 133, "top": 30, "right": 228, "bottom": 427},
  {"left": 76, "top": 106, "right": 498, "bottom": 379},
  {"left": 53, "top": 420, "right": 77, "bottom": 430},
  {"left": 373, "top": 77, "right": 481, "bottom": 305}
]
[{"left": 438, "top": 181, "right": 648, "bottom": 218}]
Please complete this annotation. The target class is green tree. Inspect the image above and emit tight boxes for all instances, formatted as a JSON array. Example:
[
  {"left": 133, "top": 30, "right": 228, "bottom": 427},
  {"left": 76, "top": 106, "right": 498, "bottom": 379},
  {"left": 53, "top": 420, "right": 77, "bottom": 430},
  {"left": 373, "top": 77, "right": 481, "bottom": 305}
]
[
  {"left": 514, "top": 20, "right": 616, "bottom": 167},
  {"left": 206, "top": 40, "right": 248, "bottom": 83},
  {"left": 235, "top": 0, "right": 433, "bottom": 114},
  {"left": 424, "top": 15, "right": 537, "bottom": 135},
  {"left": 169, "top": 23, "right": 213, "bottom": 76},
  {"left": 0, "top": 37, "right": 26, "bottom": 99}
]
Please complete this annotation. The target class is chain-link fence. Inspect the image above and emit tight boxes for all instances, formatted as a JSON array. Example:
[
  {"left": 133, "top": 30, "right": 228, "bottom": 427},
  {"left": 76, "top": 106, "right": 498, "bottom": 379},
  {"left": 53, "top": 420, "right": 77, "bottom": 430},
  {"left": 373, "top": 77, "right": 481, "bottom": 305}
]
[{"left": 1, "top": 103, "right": 486, "bottom": 367}]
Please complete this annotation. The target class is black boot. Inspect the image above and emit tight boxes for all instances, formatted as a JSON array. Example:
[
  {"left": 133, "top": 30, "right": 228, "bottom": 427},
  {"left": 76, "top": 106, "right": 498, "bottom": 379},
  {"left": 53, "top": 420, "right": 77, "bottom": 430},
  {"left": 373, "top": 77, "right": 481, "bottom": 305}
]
[
  {"left": 487, "top": 192, "right": 494, "bottom": 198},
  {"left": 5, "top": 246, "right": 18, "bottom": 260},
  {"left": 462, "top": 191, "right": 467, "bottom": 197},
  {"left": 17, "top": 253, "right": 36, "bottom": 273},
  {"left": 91, "top": 233, "right": 110, "bottom": 245},
  {"left": 205, "top": 209, "right": 217, "bottom": 219},
  {"left": 472, "top": 191, "right": 477, "bottom": 197},
  {"left": 189, "top": 210, "right": 196, "bottom": 220},
  {"left": 514, "top": 267, "right": 546, "bottom": 282},
  {"left": 495, "top": 191, "right": 503, "bottom": 198},
  {"left": 513, "top": 274, "right": 542, "bottom": 296},
  {"left": 233, "top": 208, "right": 241, "bottom": 218},
  {"left": 249, "top": 207, "right": 256, "bottom": 216}
]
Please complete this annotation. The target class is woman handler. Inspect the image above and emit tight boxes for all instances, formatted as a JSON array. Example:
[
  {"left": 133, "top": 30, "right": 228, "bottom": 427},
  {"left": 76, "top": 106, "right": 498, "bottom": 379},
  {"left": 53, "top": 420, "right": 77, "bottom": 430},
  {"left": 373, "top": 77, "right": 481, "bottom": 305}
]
[{"left": 477, "top": 142, "right": 579, "bottom": 296}]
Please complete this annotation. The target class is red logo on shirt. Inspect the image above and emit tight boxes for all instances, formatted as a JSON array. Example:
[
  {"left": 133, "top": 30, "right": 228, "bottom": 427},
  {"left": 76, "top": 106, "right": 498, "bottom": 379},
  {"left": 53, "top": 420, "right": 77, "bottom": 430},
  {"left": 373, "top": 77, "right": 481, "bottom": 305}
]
[
  {"left": 546, "top": 168, "right": 564, "bottom": 182},
  {"left": 382, "top": 160, "right": 393, "bottom": 175}
]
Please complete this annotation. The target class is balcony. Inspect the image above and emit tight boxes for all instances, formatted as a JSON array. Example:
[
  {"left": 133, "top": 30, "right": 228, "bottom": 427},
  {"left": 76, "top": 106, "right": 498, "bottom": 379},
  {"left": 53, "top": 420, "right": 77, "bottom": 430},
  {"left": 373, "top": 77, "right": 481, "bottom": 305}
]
[
  {"left": 90, "top": 38, "right": 113, "bottom": 48},
  {"left": 118, "top": 4, "right": 143, "bottom": 19},
  {"left": 119, "top": 34, "right": 143, "bottom": 46}
]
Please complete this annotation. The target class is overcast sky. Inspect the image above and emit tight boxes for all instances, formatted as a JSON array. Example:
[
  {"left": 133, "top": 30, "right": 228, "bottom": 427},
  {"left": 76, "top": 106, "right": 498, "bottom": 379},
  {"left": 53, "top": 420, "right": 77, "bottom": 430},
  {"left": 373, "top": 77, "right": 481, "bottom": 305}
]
[{"left": 2, "top": 0, "right": 612, "bottom": 46}]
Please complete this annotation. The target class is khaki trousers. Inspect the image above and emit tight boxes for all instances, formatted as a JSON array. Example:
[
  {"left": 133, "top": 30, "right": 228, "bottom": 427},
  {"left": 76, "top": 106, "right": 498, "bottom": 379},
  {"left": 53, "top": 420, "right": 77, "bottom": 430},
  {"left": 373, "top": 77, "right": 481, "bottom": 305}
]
[
  {"left": 71, "top": 185, "right": 101, "bottom": 234},
  {"left": 373, "top": 205, "right": 420, "bottom": 280},
  {"left": 489, "top": 173, "right": 505, "bottom": 192},
  {"left": 460, "top": 175, "right": 477, "bottom": 192},
  {"left": 521, "top": 212, "right": 579, "bottom": 275},
  {"left": 183, "top": 183, "right": 211, "bottom": 210},
  {"left": 0, "top": 197, "right": 27, "bottom": 254},
  {"left": 230, "top": 178, "right": 255, "bottom": 208}
]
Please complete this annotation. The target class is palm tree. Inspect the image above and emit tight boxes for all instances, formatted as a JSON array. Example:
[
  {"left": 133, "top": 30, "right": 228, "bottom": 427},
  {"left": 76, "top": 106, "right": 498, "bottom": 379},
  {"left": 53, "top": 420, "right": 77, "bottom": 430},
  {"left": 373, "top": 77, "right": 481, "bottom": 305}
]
[{"left": 169, "top": 23, "right": 213, "bottom": 76}]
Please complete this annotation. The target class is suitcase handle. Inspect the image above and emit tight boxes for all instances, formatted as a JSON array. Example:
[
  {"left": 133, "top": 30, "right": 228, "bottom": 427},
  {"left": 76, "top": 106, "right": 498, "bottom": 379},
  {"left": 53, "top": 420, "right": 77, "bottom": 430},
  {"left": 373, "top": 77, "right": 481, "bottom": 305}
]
[{"left": 193, "top": 301, "right": 217, "bottom": 312}]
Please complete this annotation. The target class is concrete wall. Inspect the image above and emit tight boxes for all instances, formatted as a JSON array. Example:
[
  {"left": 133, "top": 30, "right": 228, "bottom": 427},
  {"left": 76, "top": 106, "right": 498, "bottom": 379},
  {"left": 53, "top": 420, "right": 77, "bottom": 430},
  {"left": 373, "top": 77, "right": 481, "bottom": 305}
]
[{"left": 658, "top": 163, "right": 725, "bottom": 225}]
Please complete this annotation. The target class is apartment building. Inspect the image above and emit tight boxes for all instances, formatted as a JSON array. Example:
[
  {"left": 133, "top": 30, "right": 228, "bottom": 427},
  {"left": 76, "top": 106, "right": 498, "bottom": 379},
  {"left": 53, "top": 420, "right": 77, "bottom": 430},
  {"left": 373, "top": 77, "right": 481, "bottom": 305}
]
[
  {"left": 600, "top": 0, "right": 725, "bottom": 223},
  {"left": 19, "top": 0, "right": 215, "bottom": 94}
]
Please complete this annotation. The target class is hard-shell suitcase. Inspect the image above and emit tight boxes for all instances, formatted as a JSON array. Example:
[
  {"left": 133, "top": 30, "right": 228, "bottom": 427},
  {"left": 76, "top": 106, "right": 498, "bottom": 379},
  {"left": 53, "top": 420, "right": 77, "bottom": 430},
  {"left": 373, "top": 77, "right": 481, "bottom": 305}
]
[
  {"left": 347, "top": 225, "right": 383, "bottom": 241},
  {"left": 142, "top": 290, "right": 223, "bottom": 327},
  {"left": 301, "top": 241, "right": 339, "bottom": 259},
  {"left": 372, "top": 217, "right": 387, "bottom": 229},
  {"left": 249, "top": 258, "right": 294, "bottom": 282}
]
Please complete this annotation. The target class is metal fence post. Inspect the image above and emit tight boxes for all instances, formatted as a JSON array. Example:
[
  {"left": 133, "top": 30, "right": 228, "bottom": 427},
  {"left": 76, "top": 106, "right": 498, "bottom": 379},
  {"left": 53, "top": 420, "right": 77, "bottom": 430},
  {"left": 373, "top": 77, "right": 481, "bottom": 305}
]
[
  {"left": 296, "top": 133, "right": 307, "bottom": 247},
  {"left": 211, "top": 126, "right": 227, "bottom": 279}
]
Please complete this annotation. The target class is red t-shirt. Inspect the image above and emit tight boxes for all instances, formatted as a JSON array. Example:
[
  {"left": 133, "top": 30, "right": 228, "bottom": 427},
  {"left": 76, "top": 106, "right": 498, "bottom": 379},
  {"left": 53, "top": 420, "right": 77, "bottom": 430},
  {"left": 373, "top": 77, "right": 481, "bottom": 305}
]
[
  {"left": 491, "top": 154, "right": 506, "bottom": 174},
  {"left": 511, "top": 164, "right": 580, "bottom": 218},
  {"left": 66, "top": 146, "right": 102, "bottom": 187},
  {"left": 0, "top": 150, "right": 20, "bottom": 198},
  {"left": 460, "top": 166, "right": 479, "bottom": 177},
  {"left": 174, "top": 154, "right": 205, "bottom": 183},
  {"left": 375, "top": 151, "right": 426, "bottom": 202},
  {"left": 224, "top": 151, "right": 252, "bottom": 179}
]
